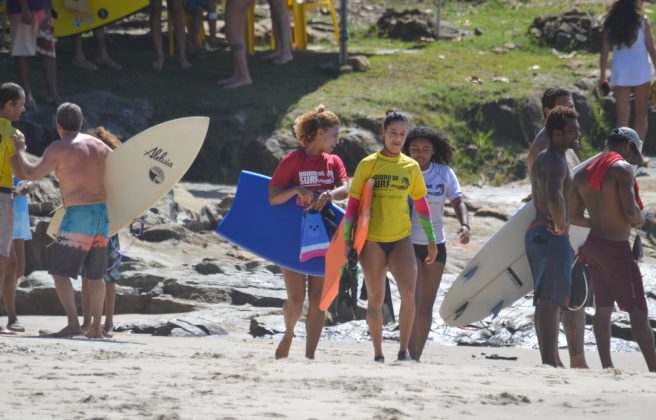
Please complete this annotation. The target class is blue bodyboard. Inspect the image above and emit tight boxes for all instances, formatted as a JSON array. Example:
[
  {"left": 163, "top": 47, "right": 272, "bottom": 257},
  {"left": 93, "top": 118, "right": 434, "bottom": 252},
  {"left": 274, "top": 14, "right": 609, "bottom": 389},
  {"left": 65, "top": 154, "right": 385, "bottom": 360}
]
[{"left": 216, "top": 171, "right": 344, "bottom": 276}]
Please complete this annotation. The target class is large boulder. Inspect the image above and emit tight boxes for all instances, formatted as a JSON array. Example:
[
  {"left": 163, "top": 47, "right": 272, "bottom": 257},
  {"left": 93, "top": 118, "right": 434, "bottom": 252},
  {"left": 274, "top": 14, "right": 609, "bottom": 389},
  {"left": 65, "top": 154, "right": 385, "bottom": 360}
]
[
  {"left": 529, "top": 9, "right": 603, "bottom": 52},
  {"left": 241, "top": 127, "right": 380, "bottom": 176},
  {"left": 464, "top": 88, "right": 598, "bottom": 150},
  {"left": 333, "top": 127, "right": 380, "bottom": 175},
  {"left": 376, "top": 8, "right": 470, "bottom": 41},
  {"left": 241, "top": 131, "right": 298, "bottom": 176}
]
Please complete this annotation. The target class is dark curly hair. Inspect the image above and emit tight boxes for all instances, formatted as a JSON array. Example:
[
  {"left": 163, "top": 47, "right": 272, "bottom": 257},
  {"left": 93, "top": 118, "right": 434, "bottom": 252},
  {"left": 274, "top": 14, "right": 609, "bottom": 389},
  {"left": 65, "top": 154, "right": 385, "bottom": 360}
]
[
  {"left": 403, "top": 126, "right": 454, "bottom": 164},
  {"left": 545, "top": 106, "right": 579, "bottom": 140},
  {"left": 603, "top": 0, "right": 643, "bottom": 48},
  {"left": 293, "top": 105, "right": 340, "bottom": 146}
]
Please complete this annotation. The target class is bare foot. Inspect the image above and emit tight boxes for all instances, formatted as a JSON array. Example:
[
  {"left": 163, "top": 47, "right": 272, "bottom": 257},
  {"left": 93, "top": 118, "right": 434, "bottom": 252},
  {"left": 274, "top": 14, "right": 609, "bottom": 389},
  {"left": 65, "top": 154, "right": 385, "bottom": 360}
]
[
  {"left": 97, "top": 55, "right": 122, "bottom": 70},
  {"left": 217, "top": 75, "right": 238, "bottom": 86},
  {"left": 275, "top": 333, "right": 293, "bottom": 359},
  {"left": 80, "top": 323, "right": 91, "bottom": 333},
  {"left": 72, "top": 57, "right": 98, "bottom": 70},
  {"left": 179, "top": 57, "right": 192, "bottom": 69},
  {"left": 261, "top": 51, "right": 280, "bottom": 60},
  {"left": 273, "top": 54, "right": 293, "bottom": 65},
  {"left": 152, "top": 57, "right": 164, "bottom": 71},
  {"left": 85, "top": 328, "right": 104, "bottom": 339},
  {"left": 223, "top": 77, "right": 252, "bottom": 89},
  {"left": 103, "top": 323, "right": 114, "bottom": 338},
  {"left": 40, "top": 325, "right": 83, "bottom": 337},
  {"left": 570, "top": 354, "right": 589, "bottom": 369},
  {"left": 0, "top": 326, "right": 16, "bottom": 335}
]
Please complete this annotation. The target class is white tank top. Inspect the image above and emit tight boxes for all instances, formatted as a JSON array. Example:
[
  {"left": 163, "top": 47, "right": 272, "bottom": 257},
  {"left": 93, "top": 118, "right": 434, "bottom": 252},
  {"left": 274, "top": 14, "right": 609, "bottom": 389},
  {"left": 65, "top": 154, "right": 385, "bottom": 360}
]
[{"left": 611, "top": 17, "right": 654, "bottom": 87}]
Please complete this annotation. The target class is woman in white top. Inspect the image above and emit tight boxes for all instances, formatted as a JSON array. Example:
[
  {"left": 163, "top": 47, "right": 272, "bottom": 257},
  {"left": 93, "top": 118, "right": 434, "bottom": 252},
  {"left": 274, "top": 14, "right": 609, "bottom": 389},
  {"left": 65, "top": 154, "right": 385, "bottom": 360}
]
[
  {"left": 404, "top": 127, "right": 470, "bottom": 361},
  {"left": 600, "top": 0, "right": 656, "bottom": 152}
]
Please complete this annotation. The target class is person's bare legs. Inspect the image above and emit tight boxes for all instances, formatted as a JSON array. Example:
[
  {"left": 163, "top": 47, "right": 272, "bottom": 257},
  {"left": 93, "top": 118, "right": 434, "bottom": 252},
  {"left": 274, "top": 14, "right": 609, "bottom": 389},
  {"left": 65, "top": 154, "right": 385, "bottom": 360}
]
[
  {"left": 51, "top": 275, "right": 82, "bottom": 336},
  {"left": 168, "top": 0, "right": 191, "bottom": 68},
  {"left": 613, "top": 86, "right": 631, "bottom": 129},
  {"left": 150, "top": 0, "right": 165, "bottom": 70},
  {"left": 535, "top": 305, "right": 565, "bottom": 367},
  {"left": 188, "top": 7, "right": 204, "bottom": 55},
  {"left": 409, "top": 258, "right": 444, "bottom": 361},
  {"left": 305, "top": 275, "right": 324, "bottom": 359},
  {"left": 358, "top": 240, "right": 387, "bottom": 360},
  {"left": 628, "top": 308, "right": 656, "bottom": 372},
  {"left": 537, "top": 299, "right": 562, "bottom": 367},
  {"left": 219, "top": 0, "right": 253, "bottom": 88},
  {"left": 3, "top": 241, "right": 24, "bottom": 331},
  {"left": 262, "top": 0, "right": 282, "bottom": 60},
  {"left": 39, "top": 55, "right": 61, "bottom": 105},
  {"left": 593, "top": 306, "right": 614, "bottom": 368},
  {"left": 93, "top": 28, "right": 122, "bottom": 70},
  {"left": 272, "top": 0, "right": 294, "bottom": 64},
  {"left": 80, "top": 278, "right": 91, "bottom": 331},
  {"left": 104, "top": 282, "right": 116, "bottom": 337},
  {"left": 15, "top": 56, "right": 35, "bottom": 108},
  {"left": 71, "top": 34, "right": 98, "bottom": 70},
  {"left": 275, "top": 268, "right": 306, "bottom": 359},
  {"left": 562, "top": 309, "right": 589, "bottom": 368},
  {"left": 632, "top": 82, "right": 650, "bottom": 141},
  {"left": 0, "top": 256, "right": 11, "bottom": 333},
  {"left": 84, "top": 277, "right": 105, "bottom": 338},
  {"left": 386, "top": 237, "right": 417, "bottom": 357},
  {"left": 270, "top": 0, "right": 292, "bottom": 64}
]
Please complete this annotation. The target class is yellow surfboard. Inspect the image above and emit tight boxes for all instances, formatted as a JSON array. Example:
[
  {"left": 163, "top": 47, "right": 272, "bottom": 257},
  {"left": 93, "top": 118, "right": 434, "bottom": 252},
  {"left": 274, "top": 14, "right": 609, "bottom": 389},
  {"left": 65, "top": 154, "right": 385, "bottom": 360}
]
[{"left": 51, "top": 0, "right": 149, "bottom": 38}]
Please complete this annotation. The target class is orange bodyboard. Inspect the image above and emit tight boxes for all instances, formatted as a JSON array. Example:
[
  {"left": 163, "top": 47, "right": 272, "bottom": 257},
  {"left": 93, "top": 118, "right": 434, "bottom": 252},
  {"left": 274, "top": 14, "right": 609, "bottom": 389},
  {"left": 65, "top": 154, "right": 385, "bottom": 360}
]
[{"left": 319, "top": 179, "right": 374, "bottom": 311}]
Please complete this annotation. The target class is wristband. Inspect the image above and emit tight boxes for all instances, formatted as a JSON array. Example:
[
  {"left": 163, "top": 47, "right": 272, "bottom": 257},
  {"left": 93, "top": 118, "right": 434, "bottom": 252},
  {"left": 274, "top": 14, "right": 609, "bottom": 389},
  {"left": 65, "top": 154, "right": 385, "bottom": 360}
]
[{"left": 208, "top": 11, "right": 218, "bottom": 20}]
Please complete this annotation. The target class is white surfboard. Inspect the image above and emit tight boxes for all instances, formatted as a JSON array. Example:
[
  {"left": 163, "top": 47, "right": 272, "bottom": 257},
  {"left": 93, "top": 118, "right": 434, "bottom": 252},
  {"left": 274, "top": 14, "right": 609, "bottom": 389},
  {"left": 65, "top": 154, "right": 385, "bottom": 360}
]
[
  {"left": 47, "top": 117, "right": 209, "bottom": 239},
  {"left": 439, "top": 154, "right": 600, "bottom": 327}
]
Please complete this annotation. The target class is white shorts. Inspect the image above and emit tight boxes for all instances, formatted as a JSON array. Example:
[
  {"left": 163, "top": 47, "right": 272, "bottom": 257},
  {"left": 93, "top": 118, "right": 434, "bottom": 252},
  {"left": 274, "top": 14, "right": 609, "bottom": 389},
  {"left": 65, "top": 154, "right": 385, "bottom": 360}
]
[{"left": 10, "top": 15, "right": 39, "bottom": 57}]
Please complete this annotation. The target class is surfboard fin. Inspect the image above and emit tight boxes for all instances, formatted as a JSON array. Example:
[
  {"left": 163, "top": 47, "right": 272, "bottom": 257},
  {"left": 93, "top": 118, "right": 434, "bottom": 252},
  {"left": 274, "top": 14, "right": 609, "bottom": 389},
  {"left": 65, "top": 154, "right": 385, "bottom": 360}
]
[
  {"left": 452, "top": 301, "right": 469, "bottom": 321},
  {"left": 463, "top": 265, "right": 478, "bottom": 283},
  {"left": 299, "top": 211, "right": 330, "bottom": 262},
  {"left": 490, "top": 300, "right": 504, "bottom": 319}
]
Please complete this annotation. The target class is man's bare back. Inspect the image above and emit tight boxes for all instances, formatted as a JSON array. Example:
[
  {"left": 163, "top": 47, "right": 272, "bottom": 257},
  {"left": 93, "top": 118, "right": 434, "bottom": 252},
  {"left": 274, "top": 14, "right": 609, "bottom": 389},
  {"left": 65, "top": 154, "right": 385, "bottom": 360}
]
[
  {"left": 572, "top": 160, "right": 643, "bottom": 241},
  {"left": 12, "top": 132, "right": 111, "bottom": 207},
  {"left": 51, "top": 134, "right": 111, "bottom": 207}
]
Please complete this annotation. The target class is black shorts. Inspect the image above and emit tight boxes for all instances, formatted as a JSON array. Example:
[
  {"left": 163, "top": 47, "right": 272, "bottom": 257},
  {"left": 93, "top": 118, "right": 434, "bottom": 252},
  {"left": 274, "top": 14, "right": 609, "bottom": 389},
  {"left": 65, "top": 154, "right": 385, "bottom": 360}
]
[{"left": 413, "top": 243, "right": 447, "bottom": 264}]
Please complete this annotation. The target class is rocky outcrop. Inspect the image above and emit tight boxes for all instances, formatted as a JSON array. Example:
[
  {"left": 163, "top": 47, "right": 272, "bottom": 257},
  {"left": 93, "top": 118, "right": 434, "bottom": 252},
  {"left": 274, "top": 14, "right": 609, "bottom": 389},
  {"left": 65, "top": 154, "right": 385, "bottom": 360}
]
[
  {"left": 115, "top": 316, "right": 228, "bottom": 336},
  {"left": 333, "top": 127, "right": 380, "bottom": 174},
  {"left": 464, "top": 89, "right": 597, "bottom": 150},
  {"left": 376, "top": 8, "right": 470, "bottom": 41},
  {"left": 240, "top": 127, "right": 381, "bottom": 176},
  {"left": 529, "top": 9, "right": 603, "bottom": 52},
  {"left": 16, "top": 90, "right": 153, "bottom": 157}
]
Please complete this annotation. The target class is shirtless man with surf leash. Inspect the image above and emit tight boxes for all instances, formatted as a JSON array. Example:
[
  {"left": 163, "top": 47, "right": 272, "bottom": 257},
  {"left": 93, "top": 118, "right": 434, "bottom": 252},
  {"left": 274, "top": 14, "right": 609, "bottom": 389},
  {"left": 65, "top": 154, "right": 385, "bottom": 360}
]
[
  {"left": 571, "top": 127, "right": 656, "bottom": 372},
  {"left": 527, "top": 87, "right": 589, "bottom": 369},
  {"left": 526, "top": 106, "right": 580, "bottom": 368}
]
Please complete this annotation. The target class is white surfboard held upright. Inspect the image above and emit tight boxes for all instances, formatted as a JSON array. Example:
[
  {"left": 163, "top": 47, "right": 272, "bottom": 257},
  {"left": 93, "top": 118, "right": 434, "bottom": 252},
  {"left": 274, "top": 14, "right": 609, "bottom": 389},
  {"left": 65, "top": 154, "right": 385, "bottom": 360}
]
[
  {"left": 439, "top": 154, "right": 599, "bottom": 326},
  {"left": 47, "top": 117, "right": 209, "bottom": 238}
]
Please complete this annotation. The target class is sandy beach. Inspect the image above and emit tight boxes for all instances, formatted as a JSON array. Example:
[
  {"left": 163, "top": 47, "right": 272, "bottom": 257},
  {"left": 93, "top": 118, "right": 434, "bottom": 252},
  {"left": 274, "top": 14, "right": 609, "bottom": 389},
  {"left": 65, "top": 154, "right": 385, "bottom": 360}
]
[{"left": 0, "top": 314, "right": 655, "bottom": 419}]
